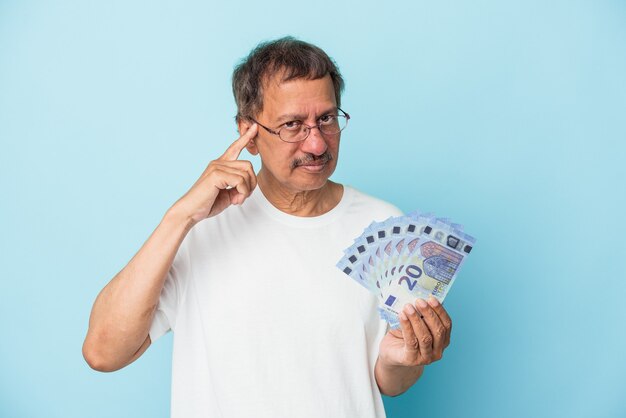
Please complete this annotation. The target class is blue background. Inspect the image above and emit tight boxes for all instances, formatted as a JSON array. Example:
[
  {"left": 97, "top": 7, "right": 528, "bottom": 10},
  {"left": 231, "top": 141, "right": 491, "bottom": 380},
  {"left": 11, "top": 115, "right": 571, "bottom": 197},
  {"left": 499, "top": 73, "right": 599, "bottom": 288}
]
[{"left": 1, "top": 1, "right": 625, "bottom": 417}]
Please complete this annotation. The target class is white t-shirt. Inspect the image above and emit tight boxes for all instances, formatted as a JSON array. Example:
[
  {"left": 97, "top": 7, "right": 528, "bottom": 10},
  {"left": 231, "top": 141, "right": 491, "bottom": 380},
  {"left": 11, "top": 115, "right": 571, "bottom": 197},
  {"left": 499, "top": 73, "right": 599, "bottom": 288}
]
[{"left": 150, "top": 185, "right": 402, "bottom": 418}]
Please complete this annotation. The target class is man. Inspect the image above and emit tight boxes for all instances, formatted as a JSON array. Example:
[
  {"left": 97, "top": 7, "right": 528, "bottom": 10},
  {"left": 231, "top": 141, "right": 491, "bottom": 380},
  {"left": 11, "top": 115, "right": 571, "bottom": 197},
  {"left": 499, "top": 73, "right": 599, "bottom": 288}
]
[{"left": 83, "top": 37, "right": 452, "bottom": 418}]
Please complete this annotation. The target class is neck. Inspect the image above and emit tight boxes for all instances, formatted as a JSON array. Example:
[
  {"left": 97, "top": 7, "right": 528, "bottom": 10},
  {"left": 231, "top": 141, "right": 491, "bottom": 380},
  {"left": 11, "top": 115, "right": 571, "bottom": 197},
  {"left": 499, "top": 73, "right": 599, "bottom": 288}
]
[{"left": 256, "top": 169, "right": 343, "bottom": 217}]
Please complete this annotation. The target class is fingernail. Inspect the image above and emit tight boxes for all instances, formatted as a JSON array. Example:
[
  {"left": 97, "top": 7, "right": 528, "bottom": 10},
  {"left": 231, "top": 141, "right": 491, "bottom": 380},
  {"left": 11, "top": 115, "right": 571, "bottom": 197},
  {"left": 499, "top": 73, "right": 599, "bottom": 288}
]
[
  {"left": 415, "top": 299, "right": 428, "bottom": 309},
  {"left": 404, "top": 303, "right": 416, "bottom": 315},
  {"left": 427, "top": 297, "right": 440, "bottom": 307}
]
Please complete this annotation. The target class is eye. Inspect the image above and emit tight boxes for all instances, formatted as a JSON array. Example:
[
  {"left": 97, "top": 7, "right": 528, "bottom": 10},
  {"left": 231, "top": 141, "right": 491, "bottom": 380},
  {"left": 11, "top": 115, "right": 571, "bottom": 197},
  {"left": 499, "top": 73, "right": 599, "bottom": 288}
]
[
  {"left": 282, "top": 120, "right": 302, "bottom": 131},
  {"left": 319, "top": 114, "right": 337, "bottom": 125}
]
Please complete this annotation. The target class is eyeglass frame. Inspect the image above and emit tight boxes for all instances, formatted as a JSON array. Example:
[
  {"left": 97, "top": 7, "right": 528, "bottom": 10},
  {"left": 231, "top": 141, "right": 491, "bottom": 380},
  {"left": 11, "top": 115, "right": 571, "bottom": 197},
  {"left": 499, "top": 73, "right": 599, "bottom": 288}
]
[{"left": 248, "top": 107, "right": 350, "bottom": 143}]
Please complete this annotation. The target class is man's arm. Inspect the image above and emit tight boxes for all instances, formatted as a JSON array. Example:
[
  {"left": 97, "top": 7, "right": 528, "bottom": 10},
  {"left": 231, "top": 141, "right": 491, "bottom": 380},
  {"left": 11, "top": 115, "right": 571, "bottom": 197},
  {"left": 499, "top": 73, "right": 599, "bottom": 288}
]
[
  {"left": 82, "top": 209, "right": 193, "bottom": 372},
  {"left": 82, "top": 124, "right": 259, "bottom": 372},
  {"left": 375, "top": 298, "right": 452, "bottom": 396}
]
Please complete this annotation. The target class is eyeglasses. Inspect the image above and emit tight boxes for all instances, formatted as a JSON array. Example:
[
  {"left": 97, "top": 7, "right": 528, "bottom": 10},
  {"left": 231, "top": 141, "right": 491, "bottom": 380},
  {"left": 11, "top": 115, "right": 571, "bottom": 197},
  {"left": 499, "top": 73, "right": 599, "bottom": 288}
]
[{"left": 251, "top": 108, "right": 350, "bottom": 143}]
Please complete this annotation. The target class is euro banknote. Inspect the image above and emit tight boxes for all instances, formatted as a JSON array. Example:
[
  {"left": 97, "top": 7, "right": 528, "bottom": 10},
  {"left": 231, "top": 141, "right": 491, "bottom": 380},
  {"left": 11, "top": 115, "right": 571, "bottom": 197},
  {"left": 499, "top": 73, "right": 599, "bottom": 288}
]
[{"left": 337, "top": 212, "right": 476, "bottom": 328}]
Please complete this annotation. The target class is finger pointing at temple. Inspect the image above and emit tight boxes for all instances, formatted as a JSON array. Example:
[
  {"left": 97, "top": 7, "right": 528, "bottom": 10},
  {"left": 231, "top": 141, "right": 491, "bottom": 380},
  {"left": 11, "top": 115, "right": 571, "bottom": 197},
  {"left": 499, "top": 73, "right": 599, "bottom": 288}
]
[{"left": 220, "top": 123, "right": 258, "bottom": 161}]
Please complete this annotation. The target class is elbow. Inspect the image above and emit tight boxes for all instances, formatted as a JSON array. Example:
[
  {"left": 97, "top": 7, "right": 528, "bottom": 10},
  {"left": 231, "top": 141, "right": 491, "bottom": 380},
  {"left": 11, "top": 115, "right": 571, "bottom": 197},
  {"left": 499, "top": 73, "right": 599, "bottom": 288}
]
[
  {"left": 380, "top": 387, "right": 408, "bottom": 397},
  {"left": 82, "top": 338, "right": 121, "bottom": 373},
  {"left": 378, "top": 383, "right": 408, "bottom": 397}
]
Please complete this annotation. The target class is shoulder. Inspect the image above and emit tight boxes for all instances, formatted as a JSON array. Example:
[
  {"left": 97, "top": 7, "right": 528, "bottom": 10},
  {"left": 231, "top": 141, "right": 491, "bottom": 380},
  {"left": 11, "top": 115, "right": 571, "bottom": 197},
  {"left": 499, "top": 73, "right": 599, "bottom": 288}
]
[{"left": 343, "top": 185, "right": 403, "bottom": 221}]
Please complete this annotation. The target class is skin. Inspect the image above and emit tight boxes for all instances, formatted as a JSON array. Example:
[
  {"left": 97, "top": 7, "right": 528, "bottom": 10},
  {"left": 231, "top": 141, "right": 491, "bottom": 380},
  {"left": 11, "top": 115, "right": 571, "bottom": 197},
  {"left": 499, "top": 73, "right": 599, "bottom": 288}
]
[
  {"left": 241, "top": 73, "right": 344, "bottom": 215},
  {"left": 375, "top": 297, "right": 453, "bottom": 396},
  {"left": 82, "top": 72, "right": 452, "bottom": 398}
]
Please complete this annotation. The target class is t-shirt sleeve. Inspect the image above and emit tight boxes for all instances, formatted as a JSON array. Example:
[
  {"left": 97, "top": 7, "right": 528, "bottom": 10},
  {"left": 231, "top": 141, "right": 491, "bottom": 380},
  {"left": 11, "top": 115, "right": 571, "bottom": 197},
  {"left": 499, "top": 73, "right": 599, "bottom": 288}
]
[{"left": 148, "top": 241, "right": 189, "bottom": 343}]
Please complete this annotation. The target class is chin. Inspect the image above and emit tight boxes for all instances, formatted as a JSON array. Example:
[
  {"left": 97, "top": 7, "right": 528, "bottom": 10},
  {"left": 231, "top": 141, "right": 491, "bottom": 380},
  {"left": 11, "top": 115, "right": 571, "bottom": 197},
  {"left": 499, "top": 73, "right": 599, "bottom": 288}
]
[
  {"left": 294, "top": 165, "right": 336, "bottom": 190},
  {"left": 283, "top": 174, "right": 329, "bottom": 193},
  {"left": 286, "top": 178, "right": 327, "bottom": 193}
]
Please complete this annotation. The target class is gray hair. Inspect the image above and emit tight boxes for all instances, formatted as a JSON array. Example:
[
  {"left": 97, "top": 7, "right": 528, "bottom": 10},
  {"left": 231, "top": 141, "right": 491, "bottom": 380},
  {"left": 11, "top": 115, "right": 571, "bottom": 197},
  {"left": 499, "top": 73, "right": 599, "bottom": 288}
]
[{"left": 232, "top": 36, "right": 345, "bottom": 123}]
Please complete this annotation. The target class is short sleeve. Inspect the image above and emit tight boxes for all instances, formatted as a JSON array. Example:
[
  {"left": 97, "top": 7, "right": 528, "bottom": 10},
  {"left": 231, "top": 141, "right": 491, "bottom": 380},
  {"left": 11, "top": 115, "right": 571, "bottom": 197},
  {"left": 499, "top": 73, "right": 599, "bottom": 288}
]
[{"left": 148, "top": 241, "right": 189, "bottom": 343}]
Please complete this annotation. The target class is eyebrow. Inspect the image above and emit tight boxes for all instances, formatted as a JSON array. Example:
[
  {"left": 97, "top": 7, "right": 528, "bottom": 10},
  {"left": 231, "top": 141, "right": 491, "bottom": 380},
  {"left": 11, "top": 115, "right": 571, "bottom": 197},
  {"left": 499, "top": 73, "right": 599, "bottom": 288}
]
[{"left": 274, "top": 107, "right": 338, "bottom": 125}]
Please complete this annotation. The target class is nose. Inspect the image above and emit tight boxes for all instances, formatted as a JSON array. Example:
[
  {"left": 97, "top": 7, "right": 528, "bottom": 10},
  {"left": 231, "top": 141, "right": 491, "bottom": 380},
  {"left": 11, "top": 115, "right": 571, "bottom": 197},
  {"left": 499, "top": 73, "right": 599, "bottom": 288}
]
[{"left": 300, "top": 126, "right": 328, "bottom": 156}]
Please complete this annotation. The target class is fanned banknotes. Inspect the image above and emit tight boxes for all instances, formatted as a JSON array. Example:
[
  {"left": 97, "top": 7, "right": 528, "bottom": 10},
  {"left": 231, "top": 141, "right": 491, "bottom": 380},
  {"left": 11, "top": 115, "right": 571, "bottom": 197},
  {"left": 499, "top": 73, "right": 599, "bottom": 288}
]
[{"left": 337, "top": 212, "right": 476, "bottom": 329}]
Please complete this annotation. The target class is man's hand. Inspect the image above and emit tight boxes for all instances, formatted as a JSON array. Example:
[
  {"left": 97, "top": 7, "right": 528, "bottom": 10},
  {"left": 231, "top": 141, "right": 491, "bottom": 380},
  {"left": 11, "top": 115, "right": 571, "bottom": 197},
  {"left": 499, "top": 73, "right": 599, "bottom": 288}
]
[
  {"left": 380, "top": 297, "right": 452, "bottom": 367},
  {"left": 171, "top": 123, "right": 259, "bottom": 225},
  {"left": 375, "top": 297, "right": 452, "bottom": 396}
]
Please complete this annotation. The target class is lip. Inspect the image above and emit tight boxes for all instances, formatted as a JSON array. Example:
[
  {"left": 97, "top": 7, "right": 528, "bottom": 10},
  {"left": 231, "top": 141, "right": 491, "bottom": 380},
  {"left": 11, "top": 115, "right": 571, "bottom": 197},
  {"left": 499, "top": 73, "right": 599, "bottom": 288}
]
[{"left": 298, "top": 162, "right": 327, "bottom": 172}]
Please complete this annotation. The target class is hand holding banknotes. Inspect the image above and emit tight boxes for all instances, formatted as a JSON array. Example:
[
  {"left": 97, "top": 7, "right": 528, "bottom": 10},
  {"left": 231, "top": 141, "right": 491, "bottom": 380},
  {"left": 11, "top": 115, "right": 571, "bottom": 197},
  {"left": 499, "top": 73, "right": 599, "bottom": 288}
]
[
  {"left": 339, "top": 213, "right": 472, "bottom": 394},
  {"left": 172, "top": 123, "right": 259, "bottom": 225},
  {"left": 378, "top": 297, "right": 452, "bottom": 368}
]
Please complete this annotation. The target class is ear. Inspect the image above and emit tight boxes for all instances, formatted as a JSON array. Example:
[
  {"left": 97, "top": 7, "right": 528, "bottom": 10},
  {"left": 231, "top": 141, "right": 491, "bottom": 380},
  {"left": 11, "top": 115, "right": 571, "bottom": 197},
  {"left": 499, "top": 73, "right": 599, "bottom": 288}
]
[{"left": 237, "top": 119, "right": 259, "bottom": 156}]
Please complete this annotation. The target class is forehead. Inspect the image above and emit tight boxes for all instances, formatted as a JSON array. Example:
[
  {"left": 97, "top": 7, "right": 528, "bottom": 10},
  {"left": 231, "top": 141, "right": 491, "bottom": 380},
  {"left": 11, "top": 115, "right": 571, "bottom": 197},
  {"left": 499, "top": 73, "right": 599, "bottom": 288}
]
[{"left": 260, "top": 74, "right": 337, "bottom": 120}]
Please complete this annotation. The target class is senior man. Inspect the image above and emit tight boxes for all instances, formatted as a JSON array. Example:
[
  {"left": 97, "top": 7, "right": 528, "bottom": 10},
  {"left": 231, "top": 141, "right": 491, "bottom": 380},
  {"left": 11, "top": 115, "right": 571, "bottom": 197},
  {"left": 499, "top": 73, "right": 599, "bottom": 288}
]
[{"left": 83, "top": 37, "right": 452, "bottom": 418}]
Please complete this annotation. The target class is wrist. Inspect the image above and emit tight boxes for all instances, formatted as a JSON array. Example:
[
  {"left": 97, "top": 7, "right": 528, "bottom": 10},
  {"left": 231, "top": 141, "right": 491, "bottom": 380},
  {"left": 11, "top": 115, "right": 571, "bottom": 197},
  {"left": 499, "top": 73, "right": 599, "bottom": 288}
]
[
  {"left": 375, "top": 356, "right": 424, "bottom": 397},
  {"left": 163, "top": 204, "right": 196, "bottom": 233},
  {"left": 377, "top": 353, "right": 418, "bottom": 371}
]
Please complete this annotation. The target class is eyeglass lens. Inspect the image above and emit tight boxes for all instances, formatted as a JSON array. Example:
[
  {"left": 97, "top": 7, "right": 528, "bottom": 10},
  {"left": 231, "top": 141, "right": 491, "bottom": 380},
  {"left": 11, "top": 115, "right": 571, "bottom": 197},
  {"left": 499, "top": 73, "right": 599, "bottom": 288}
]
[{"left": 280, "top": 115, "right": 348, "bottom": 143}]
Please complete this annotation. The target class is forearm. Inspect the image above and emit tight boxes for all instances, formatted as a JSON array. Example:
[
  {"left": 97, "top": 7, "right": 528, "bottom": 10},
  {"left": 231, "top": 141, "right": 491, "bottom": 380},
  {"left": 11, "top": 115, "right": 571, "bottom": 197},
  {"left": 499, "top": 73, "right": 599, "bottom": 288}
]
[
  {"left": 83, "top": 206, "right": 194, "bottom": 371},
  {"left": 375, "top": 356, "right": 424, "bottom": 397}
]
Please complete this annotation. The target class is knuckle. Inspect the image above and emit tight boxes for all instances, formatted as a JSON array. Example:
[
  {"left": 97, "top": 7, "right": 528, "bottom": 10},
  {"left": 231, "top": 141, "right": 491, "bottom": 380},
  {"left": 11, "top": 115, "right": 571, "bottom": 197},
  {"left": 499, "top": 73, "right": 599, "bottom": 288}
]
[
  {"left": 420, "top": 335, "right": 433, "bottom": 347},
  {"left": 435, "top": 326, "right": 446, "bottom": 340},
  {"left": 204, "top": 160, "right": 219, "bottom": 172},
  {"left": 205, "top": 166, "right": 220, "bottom": 179}
]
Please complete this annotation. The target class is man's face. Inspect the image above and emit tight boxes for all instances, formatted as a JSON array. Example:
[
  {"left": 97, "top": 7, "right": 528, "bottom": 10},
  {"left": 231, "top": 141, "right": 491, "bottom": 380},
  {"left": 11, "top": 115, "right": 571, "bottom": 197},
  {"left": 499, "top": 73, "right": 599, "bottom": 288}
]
[{"left": 247, "top": 74, "right": 340, "bottom": 193}]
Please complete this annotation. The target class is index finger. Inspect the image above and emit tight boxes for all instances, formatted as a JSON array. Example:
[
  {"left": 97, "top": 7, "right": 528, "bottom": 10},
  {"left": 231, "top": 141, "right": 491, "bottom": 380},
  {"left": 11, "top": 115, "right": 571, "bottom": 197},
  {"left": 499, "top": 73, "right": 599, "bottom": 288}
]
[{"left": 220, "top": 123, "right": 258, "bottom": 161}]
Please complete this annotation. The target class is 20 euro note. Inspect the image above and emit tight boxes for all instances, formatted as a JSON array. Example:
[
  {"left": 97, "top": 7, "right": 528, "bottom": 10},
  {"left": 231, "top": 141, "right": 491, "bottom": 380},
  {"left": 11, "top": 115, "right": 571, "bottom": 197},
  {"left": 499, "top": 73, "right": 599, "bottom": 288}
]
[
  {"left": 337, "top": 212, "right": 476, "bottom": 329},
  {"left": 379, "top": 221, "right": 476, "bottom": 327}
]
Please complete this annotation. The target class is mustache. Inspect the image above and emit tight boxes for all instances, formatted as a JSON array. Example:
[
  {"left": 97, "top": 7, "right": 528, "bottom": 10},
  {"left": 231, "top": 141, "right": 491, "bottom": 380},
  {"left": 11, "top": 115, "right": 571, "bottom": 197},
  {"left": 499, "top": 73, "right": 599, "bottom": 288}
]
[{"left": 291, "top": 151, "right": 334, "bottom": 169}]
